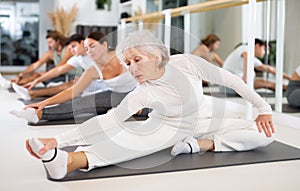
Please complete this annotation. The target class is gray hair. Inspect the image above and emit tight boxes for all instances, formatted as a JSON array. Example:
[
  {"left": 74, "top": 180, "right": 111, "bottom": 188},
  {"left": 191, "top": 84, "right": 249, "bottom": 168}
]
[{"left": 116, "top": 30, "right": 169, "bottom": 68}]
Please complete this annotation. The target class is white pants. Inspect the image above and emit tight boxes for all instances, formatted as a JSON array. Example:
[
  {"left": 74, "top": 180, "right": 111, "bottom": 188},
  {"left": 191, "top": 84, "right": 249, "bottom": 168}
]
[{"left": 75, "top": 117, "right": 274, "bottom": 171}]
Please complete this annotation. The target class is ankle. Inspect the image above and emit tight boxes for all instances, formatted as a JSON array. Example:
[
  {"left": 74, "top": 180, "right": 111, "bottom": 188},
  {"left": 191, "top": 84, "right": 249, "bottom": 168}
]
[{"left": 198, "top": 140, "right": 214, "bottom": 151}]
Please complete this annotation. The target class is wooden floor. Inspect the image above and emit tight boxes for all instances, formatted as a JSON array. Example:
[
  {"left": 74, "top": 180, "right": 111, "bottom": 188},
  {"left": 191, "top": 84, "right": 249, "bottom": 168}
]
[{"left": 1, "top": 87, "right": 300, "bottom": 191}]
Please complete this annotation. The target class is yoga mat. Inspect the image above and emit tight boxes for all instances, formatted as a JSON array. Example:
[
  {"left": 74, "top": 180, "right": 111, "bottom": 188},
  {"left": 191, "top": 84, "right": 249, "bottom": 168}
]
[
  {"left": 28, "top": 108, "right": 151, "bottom": 126},
  {"left": 204, "top": 91, "right": 284, "bottom": 98},
  {"left": 271, "top": 104, "right": 300, "bottom": 113},
  {"left": 48, "top": 141, "right": 300, "bottom": 182},
  {"left": 28, "top": 114, "right": 148, "bottom": 126},
  {"left": 204, "top": 92, "right": 240, "bottom": 98}
]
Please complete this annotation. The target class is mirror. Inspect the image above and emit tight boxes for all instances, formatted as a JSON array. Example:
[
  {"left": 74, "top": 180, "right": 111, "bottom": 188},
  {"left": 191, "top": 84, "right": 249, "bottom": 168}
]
[{"left": 0, "top": 0, "right": 39, "bottom": 66}]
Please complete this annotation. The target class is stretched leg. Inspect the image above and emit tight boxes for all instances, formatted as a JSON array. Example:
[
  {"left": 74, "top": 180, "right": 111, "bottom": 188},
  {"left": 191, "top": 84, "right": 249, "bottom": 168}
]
[
  {"left": 29, "top": 80, "right": 74, "bottom": 99},
  {"left": 172, "top": 118, "right": 274, "bottom": 155},
  {"left": 40, "top": 91, "right": 128, "bottom": 121},
  {"left": 10, "top": 91, "right": 128, "bottom": 123},
  {"left": 287, "top": 89, "right": 300, "bottom": 107},
  {"left": 0, "top": 73, "right": 11, "bottom": 89},
  {"left": 29, "top": 138, "right": 88, "bottom": 179},
  {"left": 30, "top": 117, "right": 192, "bottom": 179},
  {"left": 286, "top": 80, "right": 300, "bottom": 107}
]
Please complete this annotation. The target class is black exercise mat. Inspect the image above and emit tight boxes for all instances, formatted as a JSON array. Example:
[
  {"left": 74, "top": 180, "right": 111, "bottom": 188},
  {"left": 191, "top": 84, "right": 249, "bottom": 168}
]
[
  {"left": 204, "top": 91, "right": 284, "bottom": 98},
  {"left": 204, "top": 91, "right": 240, "bottom": 98},
  {"left": 271, "top": 104, "right": 300, "bottom": 113},
  {"left": 28, "top": 115, "right": 148, "bottom": 126},
  {"left": 28, "top": 108, "right": 151, "bottom": 126},
  {"left": 49, "top": 141, "right": 300, "bottom": 182}
]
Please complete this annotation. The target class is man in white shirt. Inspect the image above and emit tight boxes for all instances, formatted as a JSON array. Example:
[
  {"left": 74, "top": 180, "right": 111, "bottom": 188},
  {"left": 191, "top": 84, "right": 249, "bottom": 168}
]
[{"left": 222, "top": 39, "right": 290, "bottom": 95}]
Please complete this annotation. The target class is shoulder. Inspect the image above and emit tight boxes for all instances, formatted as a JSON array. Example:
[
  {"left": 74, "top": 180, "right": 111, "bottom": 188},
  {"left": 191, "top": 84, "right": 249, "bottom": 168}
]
[
  {"left": 85, "top": 66, "right": 99, "bottom": 78},
  {"left": 103, "top": 60, "right": 124, "bottom": 78}
]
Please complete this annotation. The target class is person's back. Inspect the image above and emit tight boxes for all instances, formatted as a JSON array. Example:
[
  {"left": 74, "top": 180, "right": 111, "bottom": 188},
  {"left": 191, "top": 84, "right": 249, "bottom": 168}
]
[{"left": 191, "top": 34, "right": 223, "bottom": 67}]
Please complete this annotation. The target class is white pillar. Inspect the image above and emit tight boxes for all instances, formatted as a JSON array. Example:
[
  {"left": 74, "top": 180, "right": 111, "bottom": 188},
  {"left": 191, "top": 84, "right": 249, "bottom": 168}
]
[
  {"left": 138, "top": 20, "right": 143, "bottom": 31},
  {"left": 162, "top": 9, "right": 171, "bottom": 49},
  {"left": 275, "top": 0, "right": 285, "bottom": 112},
  {"left": 119, "top": 19, "right": 127, "bottom": 42},
  {"left": 246, "top": 0, "right": 256, "bottom": 120},
  {"left": 183, "top": 11, "right": 190, "bottom": 53}
]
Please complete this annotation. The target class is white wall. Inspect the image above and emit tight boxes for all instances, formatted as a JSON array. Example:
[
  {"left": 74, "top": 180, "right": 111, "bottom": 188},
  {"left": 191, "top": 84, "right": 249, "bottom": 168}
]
[
  {"left": 54, "top": 0, "right": 119, "bottom": 34},
  {"left": 38, "top": 0, "right": 54, "bottom": 63},
  {"left": 212, "top": 6, "right": 243, "bottom": 59},
  {"left": 284, "top": 0, "right": 300, "bottom": 74}
]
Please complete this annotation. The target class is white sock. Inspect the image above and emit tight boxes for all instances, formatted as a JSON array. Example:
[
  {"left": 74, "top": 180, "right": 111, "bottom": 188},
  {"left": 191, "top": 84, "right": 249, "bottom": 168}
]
[
  {"left": 9, "top": 108, "right": 39, "bottom": 124},
  {"left": 171, "top": 136, "right": 200, "bottom": 156},
  {"left": 0, "top": 73, "right": 11, "bottom": 89},
  {"left": 29, "top": 138, "right": 68, "bottom": 180},
  {"left": 12, "top": 83, "right": 31, "bottom": 100}
]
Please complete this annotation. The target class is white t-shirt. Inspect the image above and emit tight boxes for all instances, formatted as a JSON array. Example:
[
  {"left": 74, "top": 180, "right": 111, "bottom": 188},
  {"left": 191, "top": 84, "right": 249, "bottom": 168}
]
[
  {"left": 223, "top": 45, "right": 263, "bottom": 78},
  {"left": 67, "top": 55, "right": 94, "bottom": 71},
  {"left": 295, "top": 66, "right": 300, "bottom": 76},
  {"left": 55, "top": 54, "right": 272, "bottom": 148},
  {"left": 102, "top": 70, "right": 137, "bottom": 93},
  {"left": 67, "top": 55, "right": 110, "bottom": 95}
]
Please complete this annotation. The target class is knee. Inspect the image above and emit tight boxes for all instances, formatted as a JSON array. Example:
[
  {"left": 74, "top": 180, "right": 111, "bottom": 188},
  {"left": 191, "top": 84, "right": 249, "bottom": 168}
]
[
  {"left": 259, "top": 134, "right": 274, "bottom": 147},
  {"left": 287, "top": 90, "right": 300, "bottom": 107}
]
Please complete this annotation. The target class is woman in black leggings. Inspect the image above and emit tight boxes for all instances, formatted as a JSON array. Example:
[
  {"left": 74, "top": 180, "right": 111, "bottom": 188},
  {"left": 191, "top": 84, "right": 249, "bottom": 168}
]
[{"left": 11, "top": 31, "right": 137, "bottom": 123}]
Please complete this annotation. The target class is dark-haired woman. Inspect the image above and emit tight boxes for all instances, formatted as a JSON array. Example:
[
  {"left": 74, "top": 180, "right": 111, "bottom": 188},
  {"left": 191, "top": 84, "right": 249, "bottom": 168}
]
[{"left": 10, "top": 31, "right": 136, "bottom": 123}]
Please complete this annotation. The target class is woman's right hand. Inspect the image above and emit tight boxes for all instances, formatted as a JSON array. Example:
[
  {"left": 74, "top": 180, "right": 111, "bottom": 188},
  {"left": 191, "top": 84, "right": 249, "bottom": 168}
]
[
  {"left": 23, "top": 79, "right": 38, "bottom": 90},
  {"left": 25, "top": 138, "right": 57, "bottom": 159},
  {"left": 24, "top": 101, "right": 47, "bottom": 113},
  {"left": 11, "top": 76, "right": 21, "bottom": 84}
]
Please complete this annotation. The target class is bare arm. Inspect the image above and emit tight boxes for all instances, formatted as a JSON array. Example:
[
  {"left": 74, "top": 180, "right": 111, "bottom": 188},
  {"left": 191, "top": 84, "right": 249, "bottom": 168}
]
[
  {"left": 24, "top": 67, "right": 99, "bottom": 111},
  {"left": 255, "top": 64, "right": 291, "bottom": 80},
  {"left": 24, "top": 64, "right": 75, "bottom": 89},
  {"left": 211, "top": 52, "right": 224, "bottom": 67},
  {"left": 192, "top": 45, "right": 214, "bottom": 64}
]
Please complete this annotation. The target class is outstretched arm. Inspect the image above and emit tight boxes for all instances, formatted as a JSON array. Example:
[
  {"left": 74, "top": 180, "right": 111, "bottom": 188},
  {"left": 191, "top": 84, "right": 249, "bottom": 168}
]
[
  {"left": 24, "top": 67, "right": 98, "bottom": 112},
  {"left": 186, "top": 54, "right": 274, "bottom": 136},
  {"left": 255, "top": 64, "right": 291, "bottom": 80},
  {"left": 24, "top": 63, "right": 75, "bottom": 89},
  {"left": 211, "top": 52, "right": 224, "bottom": 67}
]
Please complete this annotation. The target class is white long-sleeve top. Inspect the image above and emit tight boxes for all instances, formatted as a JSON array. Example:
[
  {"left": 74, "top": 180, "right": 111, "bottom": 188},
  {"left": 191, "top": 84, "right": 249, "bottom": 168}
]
[{"left": 55, "top": 54, "right": 272, "bottom": 148}]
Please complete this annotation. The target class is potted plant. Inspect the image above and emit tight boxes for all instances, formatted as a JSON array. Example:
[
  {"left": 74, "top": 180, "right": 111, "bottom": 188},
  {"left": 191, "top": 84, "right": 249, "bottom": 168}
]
[{"left": 96, "top": 0, "right": 111, "bottom": 11}]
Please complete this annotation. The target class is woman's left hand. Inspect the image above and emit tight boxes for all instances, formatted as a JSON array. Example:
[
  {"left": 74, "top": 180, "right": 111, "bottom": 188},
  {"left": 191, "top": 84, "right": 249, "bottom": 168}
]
[{"left": 255, "top": 114, "right": 275, "bottom": 137}]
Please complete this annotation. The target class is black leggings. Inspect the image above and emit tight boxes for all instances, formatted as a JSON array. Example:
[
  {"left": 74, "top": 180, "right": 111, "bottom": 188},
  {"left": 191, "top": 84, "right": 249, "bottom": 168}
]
[
  {"left": 41, "top": 91, "right": 128, "bottom": 121},
  {"left": 286, "top": 80, "right": 300, "bottom": 107}
]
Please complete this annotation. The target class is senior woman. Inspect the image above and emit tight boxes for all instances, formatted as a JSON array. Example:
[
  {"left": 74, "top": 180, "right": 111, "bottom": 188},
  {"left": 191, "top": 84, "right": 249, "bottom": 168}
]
[{"left": 26, "top": 30, "right": 274, "bottom": 180}]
